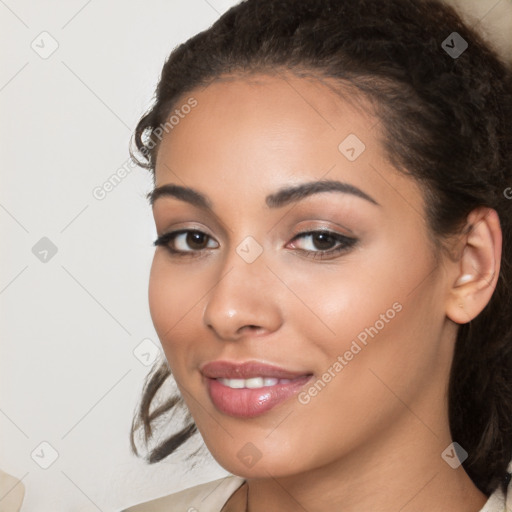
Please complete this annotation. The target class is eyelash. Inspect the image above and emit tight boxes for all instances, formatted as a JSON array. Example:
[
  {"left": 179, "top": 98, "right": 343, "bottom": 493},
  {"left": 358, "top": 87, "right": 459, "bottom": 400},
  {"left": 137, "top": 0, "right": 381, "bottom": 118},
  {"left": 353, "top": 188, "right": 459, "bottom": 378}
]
[{"left": 153, "top": 229, "right": 358, "bottom": 260}]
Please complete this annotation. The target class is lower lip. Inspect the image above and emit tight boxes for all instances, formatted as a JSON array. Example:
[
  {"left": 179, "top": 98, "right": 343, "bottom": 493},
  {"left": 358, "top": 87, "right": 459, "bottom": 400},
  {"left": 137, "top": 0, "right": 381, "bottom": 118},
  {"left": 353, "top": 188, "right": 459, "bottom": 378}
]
[{"left": 205, "top": 375, "right": 313, "bottom": 418}]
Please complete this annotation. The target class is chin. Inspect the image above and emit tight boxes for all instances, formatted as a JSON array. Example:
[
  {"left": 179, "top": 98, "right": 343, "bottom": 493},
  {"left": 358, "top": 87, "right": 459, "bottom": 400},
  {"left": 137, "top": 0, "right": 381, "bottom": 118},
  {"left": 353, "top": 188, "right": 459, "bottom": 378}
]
[{"left": 205, "top": 441, "right": 308, "bottom": 480}]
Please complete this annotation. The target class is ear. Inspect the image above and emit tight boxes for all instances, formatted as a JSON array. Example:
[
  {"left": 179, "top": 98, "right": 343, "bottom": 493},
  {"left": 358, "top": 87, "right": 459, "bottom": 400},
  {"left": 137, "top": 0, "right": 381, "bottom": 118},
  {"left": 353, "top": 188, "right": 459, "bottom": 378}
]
[{"left": 446, "top": 207, "right": 502, "bottom": 324}]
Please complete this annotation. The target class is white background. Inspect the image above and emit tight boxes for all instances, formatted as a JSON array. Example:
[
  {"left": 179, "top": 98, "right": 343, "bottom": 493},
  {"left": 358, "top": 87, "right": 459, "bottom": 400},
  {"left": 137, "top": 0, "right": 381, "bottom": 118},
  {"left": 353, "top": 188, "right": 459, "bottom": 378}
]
[
  {"left": 1, "top": 1, "right": 510, "bottom": 511},
  {"left": 0, "top": 1, "right": 239, "bottom": 511}
]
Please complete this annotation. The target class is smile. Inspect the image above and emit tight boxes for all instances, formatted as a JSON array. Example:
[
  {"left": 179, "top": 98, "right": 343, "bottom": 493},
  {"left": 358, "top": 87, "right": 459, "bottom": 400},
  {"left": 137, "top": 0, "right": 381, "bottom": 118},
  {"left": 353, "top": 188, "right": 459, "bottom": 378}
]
[
  {"left": 217, "top": 377, "right": 290, "bottom": 389},
  {"left": 200, "top": 360, "right": 313, "bottom": 417}
]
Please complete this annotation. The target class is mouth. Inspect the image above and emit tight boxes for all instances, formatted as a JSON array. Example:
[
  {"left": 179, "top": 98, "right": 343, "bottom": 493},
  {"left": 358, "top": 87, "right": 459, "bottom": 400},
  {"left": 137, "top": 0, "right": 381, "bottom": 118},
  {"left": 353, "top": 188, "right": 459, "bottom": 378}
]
[
  {"left": 216, "top": 376, "right": 296, "bottom": 388},
  {"left": 200, "top": 360, "right": 314, "bottom": 418}
]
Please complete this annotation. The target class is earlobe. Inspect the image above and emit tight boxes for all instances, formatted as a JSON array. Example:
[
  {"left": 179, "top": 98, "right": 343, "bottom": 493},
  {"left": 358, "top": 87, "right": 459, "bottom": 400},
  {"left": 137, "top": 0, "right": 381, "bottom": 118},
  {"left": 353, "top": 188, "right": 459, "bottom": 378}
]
[{"left": 446, "top": 208, "right": 502, "bottom": 325}]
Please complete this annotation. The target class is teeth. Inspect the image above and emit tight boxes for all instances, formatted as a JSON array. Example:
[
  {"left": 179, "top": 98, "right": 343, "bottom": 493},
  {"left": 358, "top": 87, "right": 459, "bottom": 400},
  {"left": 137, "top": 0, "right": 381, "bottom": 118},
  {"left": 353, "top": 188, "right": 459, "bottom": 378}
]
[
  {"left": 218, "top": 377, "right": 282, "bottom": 389},
  {"left": 221, "top": 378, "right": 245, "bottom": 388},
  {"left": 246, "top": 377, "right": 265, "bottom": 388}
]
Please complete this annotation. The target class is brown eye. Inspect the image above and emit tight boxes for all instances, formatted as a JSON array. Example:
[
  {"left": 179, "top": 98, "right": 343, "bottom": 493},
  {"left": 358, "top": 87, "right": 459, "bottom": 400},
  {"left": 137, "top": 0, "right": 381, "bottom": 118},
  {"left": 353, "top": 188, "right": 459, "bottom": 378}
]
[
  {"left": 153, "top": 229, "right": 219, "bottom": 255},
  {"left": 289, "top": 230, "right": 358, "bottom": 260},
  {"left": 185, "top": 231, "right": 209, "bottom": 250},
  {"left": 311, "top": 232, "right": 338, "bottom": 251}
]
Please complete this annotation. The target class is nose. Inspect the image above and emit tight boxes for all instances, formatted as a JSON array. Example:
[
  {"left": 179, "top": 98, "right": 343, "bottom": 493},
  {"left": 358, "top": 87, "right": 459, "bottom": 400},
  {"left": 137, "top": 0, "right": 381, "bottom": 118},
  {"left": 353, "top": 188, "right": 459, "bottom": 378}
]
[{"left": 202, "top": 245, "right": 283, "bottom": 341}]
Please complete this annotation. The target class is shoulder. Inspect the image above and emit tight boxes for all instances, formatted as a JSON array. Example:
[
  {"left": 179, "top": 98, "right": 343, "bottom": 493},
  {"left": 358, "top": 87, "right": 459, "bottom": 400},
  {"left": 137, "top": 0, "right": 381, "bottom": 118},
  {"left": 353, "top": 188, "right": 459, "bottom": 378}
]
[
  {"left": 479, "top": 481, "right": 510, "bottom": 512},
  {"left": 121, "top": 475, "right": 246, "bottom": 512}
]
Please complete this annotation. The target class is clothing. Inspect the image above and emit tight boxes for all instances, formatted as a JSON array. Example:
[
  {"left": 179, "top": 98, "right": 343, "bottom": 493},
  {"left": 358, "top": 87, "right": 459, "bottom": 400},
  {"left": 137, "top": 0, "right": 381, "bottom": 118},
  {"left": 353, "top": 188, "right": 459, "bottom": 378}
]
[
  {"left": 122, "top": 475, "right": 245, "bottom": 511},
  {"left": 122, "top": 473, "right": 511, "bottom": 512},
  {"left": 0, "top": 469, "right": 25, "bottom": 512}
]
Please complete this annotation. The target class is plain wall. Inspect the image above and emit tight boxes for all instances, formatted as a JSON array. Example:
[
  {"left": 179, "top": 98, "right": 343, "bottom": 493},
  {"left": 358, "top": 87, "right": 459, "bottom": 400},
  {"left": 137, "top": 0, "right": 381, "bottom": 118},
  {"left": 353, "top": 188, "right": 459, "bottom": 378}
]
[
  {"left": 1, "top": 1, "right": 510, "bottom": 511},
  {"left": 0, "top": 2, "right": 239, "bottom": 511}
]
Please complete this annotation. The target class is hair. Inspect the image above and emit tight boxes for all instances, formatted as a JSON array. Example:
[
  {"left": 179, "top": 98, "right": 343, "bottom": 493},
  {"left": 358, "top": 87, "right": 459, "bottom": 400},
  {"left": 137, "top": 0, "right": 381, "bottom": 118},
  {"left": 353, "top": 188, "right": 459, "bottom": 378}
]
[{"left": 129, "top": 0, "right": 512, "bottom": 496}]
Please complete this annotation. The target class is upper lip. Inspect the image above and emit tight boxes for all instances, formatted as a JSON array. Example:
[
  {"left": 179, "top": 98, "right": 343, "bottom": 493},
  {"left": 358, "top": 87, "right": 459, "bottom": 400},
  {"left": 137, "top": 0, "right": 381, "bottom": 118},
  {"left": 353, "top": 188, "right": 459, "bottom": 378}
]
[{"left": 200, "top": 360, "right": 312, "bottom": 380}]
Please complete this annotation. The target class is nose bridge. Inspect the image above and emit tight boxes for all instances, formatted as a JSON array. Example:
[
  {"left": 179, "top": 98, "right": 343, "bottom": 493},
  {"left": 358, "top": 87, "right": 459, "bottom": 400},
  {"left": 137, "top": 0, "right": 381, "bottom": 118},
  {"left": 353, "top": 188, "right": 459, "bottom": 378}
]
[{"left": 202, "top": 234, "right": 282, "bottom": 339}]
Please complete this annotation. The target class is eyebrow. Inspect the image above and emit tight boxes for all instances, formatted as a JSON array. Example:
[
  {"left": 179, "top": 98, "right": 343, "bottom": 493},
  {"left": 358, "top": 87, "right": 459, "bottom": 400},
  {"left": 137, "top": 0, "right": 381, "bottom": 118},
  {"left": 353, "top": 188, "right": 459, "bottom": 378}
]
[{"left": 147, "top": 179, "right": 380, "bottom": 209}]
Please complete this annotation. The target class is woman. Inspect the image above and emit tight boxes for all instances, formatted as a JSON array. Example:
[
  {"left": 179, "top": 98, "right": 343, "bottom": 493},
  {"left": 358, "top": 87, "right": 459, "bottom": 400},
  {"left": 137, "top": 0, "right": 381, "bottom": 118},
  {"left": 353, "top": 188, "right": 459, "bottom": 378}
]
[{"left": 124, "top": 0, "right": 512, "bottom": 510}]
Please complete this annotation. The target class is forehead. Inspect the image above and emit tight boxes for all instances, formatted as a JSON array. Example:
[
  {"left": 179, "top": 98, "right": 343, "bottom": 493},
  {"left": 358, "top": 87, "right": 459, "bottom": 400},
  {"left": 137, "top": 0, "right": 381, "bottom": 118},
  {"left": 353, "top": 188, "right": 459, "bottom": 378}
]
[
  {"left": 185, "top": 72, "right": 373, "bottom": 126},
  {"left": 155, "top": 73, "right": 377, "bottom": 176},
  {"left": 152, "top": 72, "right": 426, "bottom": 225},
  {"left": 171, "top": 72, "right": 375, "bottom": 131}
]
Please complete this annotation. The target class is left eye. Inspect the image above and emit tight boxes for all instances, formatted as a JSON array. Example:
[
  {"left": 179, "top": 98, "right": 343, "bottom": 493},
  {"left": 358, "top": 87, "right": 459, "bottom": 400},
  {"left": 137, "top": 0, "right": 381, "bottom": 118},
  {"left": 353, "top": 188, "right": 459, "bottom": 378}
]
[{"left": 288, "top": 230, "right": 357, "bottom": 258}]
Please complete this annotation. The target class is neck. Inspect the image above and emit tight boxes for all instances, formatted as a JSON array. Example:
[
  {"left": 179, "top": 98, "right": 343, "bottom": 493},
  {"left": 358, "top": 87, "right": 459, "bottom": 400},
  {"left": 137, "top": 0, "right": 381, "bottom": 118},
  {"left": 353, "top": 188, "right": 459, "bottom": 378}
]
[{"left": 244, "top": 412, "right": 488, "bottom": 512}]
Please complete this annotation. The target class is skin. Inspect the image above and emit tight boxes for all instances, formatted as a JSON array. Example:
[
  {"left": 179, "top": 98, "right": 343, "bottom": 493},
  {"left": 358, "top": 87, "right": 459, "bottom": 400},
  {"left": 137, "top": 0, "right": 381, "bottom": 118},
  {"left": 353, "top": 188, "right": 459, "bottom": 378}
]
[{"left": 148, "top": 72, "right": 501, "bottom": 512}]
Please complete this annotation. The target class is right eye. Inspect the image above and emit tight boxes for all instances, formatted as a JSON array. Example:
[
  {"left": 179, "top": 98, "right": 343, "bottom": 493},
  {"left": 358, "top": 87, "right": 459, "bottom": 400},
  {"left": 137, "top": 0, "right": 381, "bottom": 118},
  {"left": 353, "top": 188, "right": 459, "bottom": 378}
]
[{"left": 153, "top": 229, "right": 219, "bottom": 257}]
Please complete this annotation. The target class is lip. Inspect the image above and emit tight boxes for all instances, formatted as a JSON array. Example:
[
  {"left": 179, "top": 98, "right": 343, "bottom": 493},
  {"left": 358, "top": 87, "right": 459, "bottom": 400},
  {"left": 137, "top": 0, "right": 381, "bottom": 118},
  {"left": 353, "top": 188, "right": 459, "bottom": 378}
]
[
  {"left": 201, "top": 360, "right": 313, "bottom": 418},
  {"left": 200, "top": 360, "right": 311, "bottom": 380}
]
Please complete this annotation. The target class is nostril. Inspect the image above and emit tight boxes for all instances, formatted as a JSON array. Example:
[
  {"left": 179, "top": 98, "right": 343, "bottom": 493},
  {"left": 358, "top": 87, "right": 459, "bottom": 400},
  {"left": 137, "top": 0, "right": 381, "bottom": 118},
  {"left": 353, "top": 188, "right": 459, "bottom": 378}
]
[{"left": 239, "top": 325, "right": 262, "bottom": 334}]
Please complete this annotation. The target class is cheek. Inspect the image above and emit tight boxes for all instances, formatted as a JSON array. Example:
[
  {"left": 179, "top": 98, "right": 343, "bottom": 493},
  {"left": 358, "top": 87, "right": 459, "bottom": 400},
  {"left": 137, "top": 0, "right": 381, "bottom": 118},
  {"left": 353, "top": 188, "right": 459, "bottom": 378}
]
[
  {"left": 275, "top": 238, "right": 432, "bottom": 357},
  {"left": 303, "top": 241, "right": 443, "bottom": 397},
  {"left": 148, "top": 256, "right": 173, "bottom": 336},
  {"left": 282, "top": 233, "right": 443, "bottom": 409},
  {"left": 148, "top": 255, "right": 201, "bottom": 369}
]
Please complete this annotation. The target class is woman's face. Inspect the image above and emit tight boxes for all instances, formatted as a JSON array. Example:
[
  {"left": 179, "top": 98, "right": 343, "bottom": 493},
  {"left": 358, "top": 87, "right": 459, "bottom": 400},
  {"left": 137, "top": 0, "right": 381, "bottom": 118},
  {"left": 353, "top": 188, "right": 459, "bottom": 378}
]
[{"left": 148, "top": 73, "right": 455, "bottom": 478}]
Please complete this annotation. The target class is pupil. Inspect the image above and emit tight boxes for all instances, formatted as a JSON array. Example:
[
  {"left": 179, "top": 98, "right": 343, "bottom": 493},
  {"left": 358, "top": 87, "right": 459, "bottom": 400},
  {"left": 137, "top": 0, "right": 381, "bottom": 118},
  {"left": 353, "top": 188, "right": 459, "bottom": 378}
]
[
  {"left": 188, "top": 232, "right": 206, "bottom": 249},
  {"left": 314, "top": 233, "right": 334, "bottom": 250}
]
